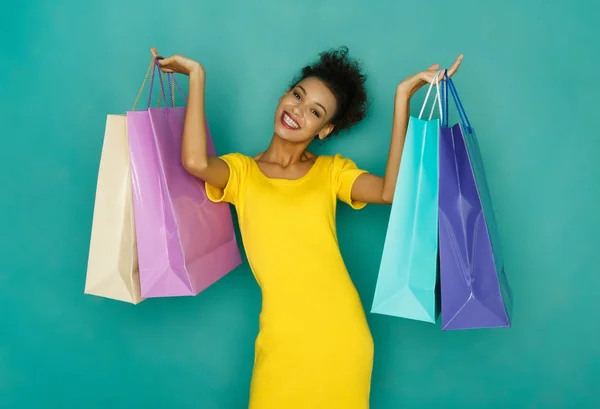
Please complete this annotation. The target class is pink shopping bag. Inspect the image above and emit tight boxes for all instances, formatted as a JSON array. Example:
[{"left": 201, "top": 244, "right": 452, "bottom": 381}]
[{"left": 126, "top": 58, "right": 242, "bottom": 298}]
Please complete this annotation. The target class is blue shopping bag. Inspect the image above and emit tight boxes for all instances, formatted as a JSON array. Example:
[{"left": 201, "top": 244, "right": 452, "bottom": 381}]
[
  {"left": 438, "top": 75, "right": 512, "bottom": 330},
  {"left": 371, "top": 70, "right": 444, "bottom": 323}
]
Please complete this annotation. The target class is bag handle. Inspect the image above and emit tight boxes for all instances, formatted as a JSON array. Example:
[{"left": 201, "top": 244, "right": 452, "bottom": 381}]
[
  {"left": 131, "top": 57, "right": 187, "bottom": 111},
  {"left": 418, "top": 69, "right": 444, "bottom": 122},
  {"left": 149, "top": 58, "right": 187, "bottom": 109},
  {"left": 444, "top": 70, "right": 472, "bottom": 132},
  {"left": 166, "top": 70, "right": 187, "bottom": 107},
  {"left": 442, "top": 70, "right": 448, "bottom": 127},
  {"left": 131, "top": 58, "right": 166, "bottom": 110}
]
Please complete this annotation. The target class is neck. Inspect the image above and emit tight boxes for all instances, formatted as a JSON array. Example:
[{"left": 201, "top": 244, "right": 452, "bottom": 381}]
[{"left": 259, "top": 133, "right": 312, "bottom": 165}]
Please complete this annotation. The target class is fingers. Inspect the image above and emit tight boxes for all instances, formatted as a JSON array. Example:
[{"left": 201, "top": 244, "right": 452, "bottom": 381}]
[
  {"left": 149, "top": 48, "right": 175, "bottom": 72},
  {"left": 434, "top": 54, "right": 463, "bottom": 82},
  {"left": 157, "top": 57, "right": 173, "bottom": 73},
  {"left": 434, "top": 69, "right": 445, "bottom": 83},
  {"left": 150, "top": 47, "right": 167, "bottom": 64},
  {"left": 447, "top": 54, "right": 463, "bottom": 77},
  {"left": 428, "top": 69, "right": 444, "bottom": 82}
]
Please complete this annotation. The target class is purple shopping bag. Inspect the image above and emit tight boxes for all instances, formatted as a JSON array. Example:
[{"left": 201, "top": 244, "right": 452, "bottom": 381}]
[
  {"left": 127, "top": 59, "right": 242, "bottom": 298},
  {"left": 438, "top": 73, "right": 512, "bottom": 330}
]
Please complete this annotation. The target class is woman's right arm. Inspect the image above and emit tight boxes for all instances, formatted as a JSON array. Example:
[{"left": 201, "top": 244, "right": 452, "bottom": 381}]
[
  {"left": 180, "top": 68, "right": 230, "bottom": 189},
  {"left": 152, "top": 47, "right": 230, "bottom": 189}
]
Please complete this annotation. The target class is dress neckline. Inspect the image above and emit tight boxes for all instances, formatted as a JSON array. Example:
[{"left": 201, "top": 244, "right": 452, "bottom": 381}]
[{"left": 251, "top": 156, "right": 322, "bottom": 184}]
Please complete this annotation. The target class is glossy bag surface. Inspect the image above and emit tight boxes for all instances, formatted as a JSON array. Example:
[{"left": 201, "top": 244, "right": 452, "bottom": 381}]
[
  {"left": 371, "top": 72, "right": 444, "bottom": 323},
  {"left": 438, "top": 76, "right": 512, "bottom": 330},
  {"left": 127, "top": 61, "right": 241, "bottom": 298}
]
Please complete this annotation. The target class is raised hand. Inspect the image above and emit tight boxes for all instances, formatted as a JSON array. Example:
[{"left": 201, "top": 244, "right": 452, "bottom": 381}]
[
  {"left": 397, "top": 54, "right": 463, "bottom": 98},
  {"left": 150, "top": 47, "right": 205, "bottom": 77}
]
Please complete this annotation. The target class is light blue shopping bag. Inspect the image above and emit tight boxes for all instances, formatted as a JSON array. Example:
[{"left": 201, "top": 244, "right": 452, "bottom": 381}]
[{"left": 371, "top": 70, "right": 444, "bottom": 323}]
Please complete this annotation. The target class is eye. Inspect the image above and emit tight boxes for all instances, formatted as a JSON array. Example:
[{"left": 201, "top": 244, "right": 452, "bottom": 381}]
[
  {"left": 311, "top": 109, "right": 320, "bottom": 118},
  {"left": 293, "top": 92, "right": 301, "bottom": 100}
]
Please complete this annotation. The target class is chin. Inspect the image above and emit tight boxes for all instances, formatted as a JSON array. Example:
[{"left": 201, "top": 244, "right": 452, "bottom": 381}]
[{"left": 274, "top": 126, "right": 303, "bottom": 143}]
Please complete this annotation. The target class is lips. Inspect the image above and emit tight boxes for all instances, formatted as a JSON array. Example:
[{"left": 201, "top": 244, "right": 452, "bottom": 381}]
[{"left": 281, "top": 111, "right": 300, "bottom": 130}]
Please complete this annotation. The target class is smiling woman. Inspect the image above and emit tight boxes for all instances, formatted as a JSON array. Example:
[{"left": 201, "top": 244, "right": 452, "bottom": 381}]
[
  {"left": 274, "top": 78, "right": 337, "bottom": 140},
  {"left": 150, "top": 45, "right": 462, "bottom": 409}
]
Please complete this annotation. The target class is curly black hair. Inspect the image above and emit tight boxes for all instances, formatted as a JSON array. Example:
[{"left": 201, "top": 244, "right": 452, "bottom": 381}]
[{"left": 290, "top": 46, "right": 368, "bottom": 137}]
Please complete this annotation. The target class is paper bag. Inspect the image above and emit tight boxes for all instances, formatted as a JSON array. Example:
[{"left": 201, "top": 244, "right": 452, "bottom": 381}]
[
  {"left": 371, "top": 71, "right": 444, "bottom": 323},
  {"left": 438, "top": 75, "right": 512, "bottom": 330},
  {"left": 84, "top": 115, "right": 142, "bottom": 304},
  {"left": 127, "top": 60, "right": 242, "bottom": 298}
]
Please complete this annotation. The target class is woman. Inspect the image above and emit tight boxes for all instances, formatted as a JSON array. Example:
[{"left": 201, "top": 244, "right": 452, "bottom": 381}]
[{"left": 151, "top": 46, "right": 462, "bottom": 409}]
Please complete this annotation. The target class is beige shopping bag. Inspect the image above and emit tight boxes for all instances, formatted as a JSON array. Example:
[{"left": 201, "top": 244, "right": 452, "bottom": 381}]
[{"left": 84, "top": 114, "right": 142, "bottom": 304}]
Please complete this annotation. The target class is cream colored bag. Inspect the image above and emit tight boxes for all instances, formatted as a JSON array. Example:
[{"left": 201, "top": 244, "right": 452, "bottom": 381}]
[{"left": 84, "top": 114, "right": 142, "bottom": 304}]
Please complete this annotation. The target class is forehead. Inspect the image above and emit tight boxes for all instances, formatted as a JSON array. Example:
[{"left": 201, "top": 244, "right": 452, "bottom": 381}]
[{"left": 295, "top": 77, "right": 337, "bottom": 110}]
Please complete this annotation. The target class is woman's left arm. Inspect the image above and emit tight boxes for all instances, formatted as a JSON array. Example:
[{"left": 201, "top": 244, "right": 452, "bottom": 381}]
[{"left": 351, "top": 55, "right": 463, "bottom": 205}]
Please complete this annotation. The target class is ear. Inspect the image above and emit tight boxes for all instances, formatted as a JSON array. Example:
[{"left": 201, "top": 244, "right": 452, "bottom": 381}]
[{"left": 316, "top": 123, "right": 335, "bottom": 140}]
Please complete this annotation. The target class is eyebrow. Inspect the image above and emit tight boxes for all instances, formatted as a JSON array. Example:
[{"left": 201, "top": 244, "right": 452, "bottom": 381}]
[{"left": 297, "top": 85, "right": 328, "bottom": 115}]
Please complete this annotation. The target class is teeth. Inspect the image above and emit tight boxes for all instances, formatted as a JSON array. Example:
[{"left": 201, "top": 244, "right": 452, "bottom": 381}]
[{"left": 284, "top": 113, "right": 299, "bottom": 129}]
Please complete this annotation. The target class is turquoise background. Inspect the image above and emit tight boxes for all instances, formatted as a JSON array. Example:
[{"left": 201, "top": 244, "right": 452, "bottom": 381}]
[{"left": 2, "top": 0, "right": 598, "bottom": 408}]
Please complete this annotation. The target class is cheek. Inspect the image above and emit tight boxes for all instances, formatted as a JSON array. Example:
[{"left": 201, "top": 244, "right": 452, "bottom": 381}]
[
  {"left": 279, "top": 93, "right": 295, "bottom": 106},
  {"left": 301, "top": 115, "right": 323, "bottom": 133}
]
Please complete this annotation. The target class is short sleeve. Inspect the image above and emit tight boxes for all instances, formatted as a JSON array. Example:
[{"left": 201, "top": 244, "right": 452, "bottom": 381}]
[
  {"left": 333, "top": 154, "right": 368, "bottom": 210},
  {"left": 205, "top": 153, "right": 250, "bottom": 206}
]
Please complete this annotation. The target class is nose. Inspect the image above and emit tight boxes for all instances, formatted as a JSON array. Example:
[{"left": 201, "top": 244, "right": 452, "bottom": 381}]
[{"left": 291, "top": 104, "right": 303, "bottom": 117}]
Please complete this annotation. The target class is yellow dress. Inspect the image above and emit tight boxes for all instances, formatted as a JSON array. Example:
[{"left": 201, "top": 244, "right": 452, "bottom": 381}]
[{"left": 206, "top": 152, "right": 374, "bottom": 409}]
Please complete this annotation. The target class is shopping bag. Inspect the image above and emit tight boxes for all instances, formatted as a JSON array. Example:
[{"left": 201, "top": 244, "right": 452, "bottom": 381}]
[
  {"left": 84, "top": 114, "right": 142, "bottom": 304},
  {"left": 438, "top": 73, "right": 512, "bottom": 330},
  {"left": 127, "top": 58, "right": 242, "bottom": 298},
  {"left": 371, "top": 70, "right": 444, "bottom": 323}
]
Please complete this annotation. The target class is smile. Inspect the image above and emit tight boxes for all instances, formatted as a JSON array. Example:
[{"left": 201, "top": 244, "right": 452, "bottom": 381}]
[{"left": 281, "top": 111, "right": 300, "bottom": 130}]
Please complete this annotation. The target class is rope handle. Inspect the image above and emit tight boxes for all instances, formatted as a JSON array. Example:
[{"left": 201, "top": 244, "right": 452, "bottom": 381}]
[
  {"left": 418, "top": 69, "right": 444, "bottom": 122},
  {"left": 131, "top": 57, "right": 187, "bottom": 111},
  {"left": 443, "top": 70, "right": 472, "bottom": 132}
]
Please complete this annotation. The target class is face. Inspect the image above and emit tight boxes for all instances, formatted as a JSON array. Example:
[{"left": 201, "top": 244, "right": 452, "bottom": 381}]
[{"left": 273, "top": 77, "right": 338, "bottom": 143}]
